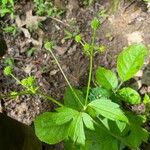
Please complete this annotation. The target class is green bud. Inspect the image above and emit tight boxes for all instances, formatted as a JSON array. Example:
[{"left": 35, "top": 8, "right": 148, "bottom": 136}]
[
  {"left": 21, "top": 78, "right": 28, "bottom": 87},
  {"left": 83, "top": 43, "right": 91, "bottom": 55},
  {"left": 44, "top": 41, "right": 54, "bottom": 50},
  {"left": 27, "top": 76, "right": 36, "bottom": 86},
  {"left": 75, "top": 34, "right": 82, "bottom": 43},
  {"left": 91, "top": 18, "right": 100, "bottom": 30},
  {"left": 3, "top": 66, "right": 13, "bottom": 76},
  {"left": 99, "top": 45, "right": 106, "bottom": 52}
]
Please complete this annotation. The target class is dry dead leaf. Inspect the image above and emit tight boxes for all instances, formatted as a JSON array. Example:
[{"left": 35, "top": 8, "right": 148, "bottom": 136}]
[
  {"left": 16, "top": 10, "right": 46, "bottom": 29},
  {"left": 15, "top": 10, "right": 45, "bottom": 50}
]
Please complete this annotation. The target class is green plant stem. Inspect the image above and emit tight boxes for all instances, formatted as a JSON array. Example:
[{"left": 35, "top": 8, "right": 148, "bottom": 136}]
[
  {"left": 11, "top": 74, "right": 22, "bottom": 85},
  {"left": 10, "top": 74, "right": 63, "bottom": 107},
  {"left": 0, "top": 91, "right": 33, "bottom": 99},
  {"left": 48, "top": 48, "right": 84, "bottom": 107},
  {"left": 114, "top": 81, "right": 123, "bottom": 93},
  {"left": 0, "top": 90, "right": 63, "bottom": 107},
  {"left": 85, "top": 29, "right": 96, "bottom": 106},
  {"left": 37, "top": 92, "right": 63, "bottom": 107}
]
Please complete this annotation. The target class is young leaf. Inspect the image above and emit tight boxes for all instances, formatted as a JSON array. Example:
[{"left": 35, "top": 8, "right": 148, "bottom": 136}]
[
  {"left": 118, "top": 87, "right": 141, "bottom": 105},
  {"left": 88, "top": 98, "right": 128, "bottom": 122},
  {"left": 64, "top": 87, "right": 85, "bottom": 110},
  {"left": 96, "top": 67, "right": 118, "bottom": 90},
  {"left": 89, "top": 87, "right": 111, "bottom": 101},
  {"left": 34, "top": 112, "right": 70, "bottom": 144},
  {"left": 117, "top": 44, "right": 148, "bottom": 81}
]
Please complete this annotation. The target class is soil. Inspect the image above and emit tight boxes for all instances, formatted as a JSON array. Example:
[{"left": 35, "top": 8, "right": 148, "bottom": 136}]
[{"left": 0, "top": 0, "right": 150, "bottom": 148}]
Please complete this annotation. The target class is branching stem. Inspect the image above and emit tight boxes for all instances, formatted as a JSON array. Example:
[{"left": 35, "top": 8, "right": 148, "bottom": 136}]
[
  {"left": 85, "top": 29, "right": 96, "bottom": 106},
  {"left": 9, "top": 74, "right": 63, "bottom": 107},
  {"left": 48, "top": 48, "right": 84, "bottom": 107},
  {"left": 37, "top": 92, "right": 63, "bottom": 107}
]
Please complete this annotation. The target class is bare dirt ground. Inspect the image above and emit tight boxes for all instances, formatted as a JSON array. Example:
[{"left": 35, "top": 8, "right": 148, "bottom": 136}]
[{"left": 0, "top": 0, "right": 150, "bottom": 130}]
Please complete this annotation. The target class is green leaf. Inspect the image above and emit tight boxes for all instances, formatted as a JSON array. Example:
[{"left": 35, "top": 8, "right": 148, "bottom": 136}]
[
  {"left": 125, "top": 112, "right": 149, "bottom": 148},
  {"left": 84, "top": 125, "right": 119, "bottom": 150},
  {"left": 34, "top": 112, "right": 70, "bottom": 144},
  {"left": 3, "top": 26, "right": 16, "bottom": 33},
  {"left": 88, "top": 98, "right": 128, "bottom": 122},
  {"left": 68, "top": 112, "right": 85, "bottom": 145},
  {"left": 53, "top": 107, "right": 78, "bottom": 125},
  {"left": 118, "top": 87, "right": 141, "bottom": 104},
  {"left": 115, "top": 121, "right": 126, "bottom": 132},
  {"left": 89, "top": 87, "right": 111, "bottom": 101},
  {"left": 2, "top": 0, "right": 7, "bottom": 5},
  {"left": 34, "top": 107, "right": 94, "bottom": 146},
  {"left": 67, "top": 111, "right": 94, "bottom": 145},
  {"left": 100, "top": 118, "right": 126, "bottom": 132},
  {"left": 0, "top": 8, "right": 11, "bottom": 16},
  {"left": 143, "top": 94, "right": 150, "bottom": 104},
  {"left": 117, "top": 44, "right": 148, "bottom": 81},
  {"left": 82, "top": 113, "right": 94, "bottom": 130},
  {"left": 64, "top": 87, "right": 85, "bottom": 110},
  {"left": 96, "top": 67, "right": 118, "bottom": 90}
]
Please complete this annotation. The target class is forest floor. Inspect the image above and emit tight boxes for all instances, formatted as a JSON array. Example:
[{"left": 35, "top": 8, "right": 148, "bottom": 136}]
[{"left": 0, "top": 0, "right": 150, "bottom": 132}]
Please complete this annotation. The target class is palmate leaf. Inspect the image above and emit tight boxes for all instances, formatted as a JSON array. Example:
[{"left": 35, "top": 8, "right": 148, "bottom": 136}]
[
  {"left": 88, "top": 98, "right": 128, "bottom": 123},
  {"left": 118, "top": 87, "right": 141, "bottom": 105},
  {"left": 68, "top": 112, "right": 85, "bottom": 145},
  {"left": 34, "top": 107, "right": 94, "bottom": 145},
  {"left": 68, "top": 112, "right": 94, "bottom": 145},
  {"left": 117, "top": 44, "right": 148, "bottom": 81},
  {"left": 65, "top": 123, "right": 119, "bottom": 150},
  {"left": 96, "top": 67, "right": 118, "bottom": 90}
]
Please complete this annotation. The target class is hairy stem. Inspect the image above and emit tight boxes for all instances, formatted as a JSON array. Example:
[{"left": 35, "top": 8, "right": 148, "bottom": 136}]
[
  {"left": 10, "top": 74, "right": 63, "bottom": 107},
  {"left": 85, "top": 29, "right": 96, "bottom": 106},
  {"left": 37, "top": 92, "right": 63, "bottom": 107},
  {"left": 48, "top": 48, "right": 84, "bottom": 107},
  {"left": 0, "top": 91, "right": 33, "bottom": 99},
  {"left": 114, "top": 81, "right": 123, "bottom": 93}
]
